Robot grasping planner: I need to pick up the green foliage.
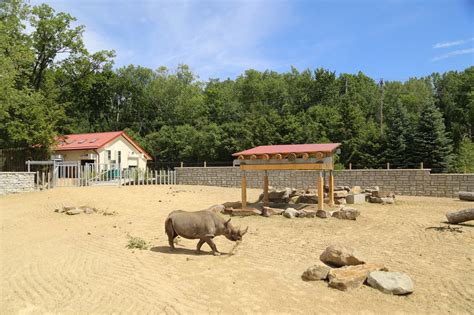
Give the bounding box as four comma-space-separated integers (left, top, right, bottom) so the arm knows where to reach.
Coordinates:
452, 137, 474, 173
1, 0, 472, 173
413, 103, 453, 171
126, 235, 149, 250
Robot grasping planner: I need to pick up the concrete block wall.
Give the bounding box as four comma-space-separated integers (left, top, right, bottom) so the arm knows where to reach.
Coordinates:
0, 172, 35, 195
176, 167, 474, 198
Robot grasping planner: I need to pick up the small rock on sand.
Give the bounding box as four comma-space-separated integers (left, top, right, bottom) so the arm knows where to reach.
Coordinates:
367, 271, 414, 295
320, 244, 365, 267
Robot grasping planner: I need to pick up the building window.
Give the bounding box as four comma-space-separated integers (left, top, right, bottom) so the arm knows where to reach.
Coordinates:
106, 150, 111, 160
118, 151, 121, 165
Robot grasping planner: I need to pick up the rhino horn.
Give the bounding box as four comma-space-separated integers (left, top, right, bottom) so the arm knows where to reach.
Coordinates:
224, 218, 231, 226
240, 226, 249, 236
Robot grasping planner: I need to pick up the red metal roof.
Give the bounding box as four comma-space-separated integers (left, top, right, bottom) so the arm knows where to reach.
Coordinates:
53, 131, 152, 160
232, 143, 341, 156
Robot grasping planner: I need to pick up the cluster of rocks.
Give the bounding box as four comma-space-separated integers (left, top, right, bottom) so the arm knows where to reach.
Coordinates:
302, 244, 414, 295
54, 206, 117, 216
208, 203, 361, 221
255, 186, 395, 206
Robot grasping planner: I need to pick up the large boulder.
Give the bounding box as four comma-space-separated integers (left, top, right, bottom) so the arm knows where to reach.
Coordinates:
369, 196, 394, 204
262, 206, 284, 217
229, 208, 261, 216
372, 191, 395, 198
364, 186, 379, 193
367, 271, 414, 295
334, 190, 348, 198
297, 194, 318, 204
332, 207, 360, 220
320, 244, 365, 267
346, 194, 366, 204
458, 191, 474, 201
283, 207, 299, 219
335, 198, 347, 205
328, 263, 387, 291
302, 263, 331, 281
316, 210, 333, 219
299, 209, 317, 218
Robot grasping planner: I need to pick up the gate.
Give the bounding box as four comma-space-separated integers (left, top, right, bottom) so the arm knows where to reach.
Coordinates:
83, 163, 121, 186
53, 161, 81, 187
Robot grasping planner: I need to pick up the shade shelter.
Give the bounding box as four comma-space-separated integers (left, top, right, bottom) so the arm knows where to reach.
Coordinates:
233, 143, 341, 210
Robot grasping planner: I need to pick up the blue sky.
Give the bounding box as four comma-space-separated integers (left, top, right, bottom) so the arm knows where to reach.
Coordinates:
30, 0, 473, 81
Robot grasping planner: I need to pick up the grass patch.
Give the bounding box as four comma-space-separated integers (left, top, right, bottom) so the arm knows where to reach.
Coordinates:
126, 235, 150, 250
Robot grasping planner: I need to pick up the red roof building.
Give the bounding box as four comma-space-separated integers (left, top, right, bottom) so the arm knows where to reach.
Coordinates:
52, 131, 152, 169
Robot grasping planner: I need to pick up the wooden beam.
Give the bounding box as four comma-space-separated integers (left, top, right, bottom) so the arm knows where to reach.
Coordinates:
263, 171, 269, 206
242, 172, 247, 209
318, 172, 324, 210
240, 163, 333, 171
328, 170, 334, 207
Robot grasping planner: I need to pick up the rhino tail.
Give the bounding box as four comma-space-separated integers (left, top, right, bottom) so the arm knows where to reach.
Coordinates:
165, 217, 176, 238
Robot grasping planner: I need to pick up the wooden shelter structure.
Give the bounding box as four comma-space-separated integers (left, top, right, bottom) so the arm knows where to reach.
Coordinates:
232, 143, 341, 210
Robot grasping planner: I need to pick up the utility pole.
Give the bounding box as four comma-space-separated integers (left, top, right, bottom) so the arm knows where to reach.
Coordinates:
379, 78, 384, 136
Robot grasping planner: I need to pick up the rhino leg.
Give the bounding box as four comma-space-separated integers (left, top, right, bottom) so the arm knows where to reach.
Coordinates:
196, 239, 205, 253
204, 238, 220, 256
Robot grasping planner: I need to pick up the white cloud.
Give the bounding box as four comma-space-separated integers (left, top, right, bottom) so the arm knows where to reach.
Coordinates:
432, 48, 474, 61
433, 37, 474, 49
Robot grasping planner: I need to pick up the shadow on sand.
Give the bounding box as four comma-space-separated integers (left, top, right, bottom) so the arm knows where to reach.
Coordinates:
150, 246, 230, 256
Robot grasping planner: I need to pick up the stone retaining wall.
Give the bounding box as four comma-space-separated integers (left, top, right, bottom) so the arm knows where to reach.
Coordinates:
0, 172, 35, 195
176, 167, 474, 198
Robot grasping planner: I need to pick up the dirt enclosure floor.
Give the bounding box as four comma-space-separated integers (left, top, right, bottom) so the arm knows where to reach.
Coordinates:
1, 185, 473, 314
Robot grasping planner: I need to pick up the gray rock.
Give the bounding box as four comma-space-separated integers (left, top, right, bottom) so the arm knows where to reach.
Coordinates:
299, 209, 317, 218
367, 271, 414, 295
328, 263, 387, 291
66, 208, 82, 215
262, 206, 284, 217
302, 263, 331, 281
332, 207, 360, 220
458, 191, 474, 201
316, 210, 333, 219
289, 195, 300, 204
334, 186, 346, 191
364, 186, 379, 193
346, 194, 366, 204
297, 194, 318, 204
320, 244, 365, 267
334, 190, 348, 198
283, 207, 299, 219
369, 196, 394, 204
335, 198, 347, 205
372, 191, 395, 198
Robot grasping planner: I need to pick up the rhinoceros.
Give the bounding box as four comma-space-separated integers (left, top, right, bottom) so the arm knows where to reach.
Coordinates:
165, 210, 248, 256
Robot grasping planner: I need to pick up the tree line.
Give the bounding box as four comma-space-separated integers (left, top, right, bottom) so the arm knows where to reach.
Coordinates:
1, 0, 473, 172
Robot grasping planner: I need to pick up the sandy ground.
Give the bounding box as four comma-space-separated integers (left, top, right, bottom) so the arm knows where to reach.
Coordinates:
0, 185, 473, 314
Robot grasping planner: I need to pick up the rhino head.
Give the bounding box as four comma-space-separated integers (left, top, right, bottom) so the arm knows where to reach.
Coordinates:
223, 218, 248, 241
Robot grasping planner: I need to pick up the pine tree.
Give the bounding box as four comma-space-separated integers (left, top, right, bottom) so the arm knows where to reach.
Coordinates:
452, 136, 474, 173
385, 100, 410, 167
412, 103, 453, 172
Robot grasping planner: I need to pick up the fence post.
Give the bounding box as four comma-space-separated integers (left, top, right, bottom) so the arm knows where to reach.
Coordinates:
387, 162, 390, 170
181, 162, 183, 168
420, 162, 424, 169
349, 162, 352, 170
204, 161, 207, 168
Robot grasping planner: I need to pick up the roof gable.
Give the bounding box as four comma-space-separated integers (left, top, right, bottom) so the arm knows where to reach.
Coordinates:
232, 143, 341, 156
53, 131, 152, 160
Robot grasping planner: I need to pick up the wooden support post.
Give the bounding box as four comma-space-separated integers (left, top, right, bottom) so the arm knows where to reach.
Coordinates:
204, 161, 207, 168
420, 162, 424, 169
263, 171, 269, 206
318, 171, 324, 210
328, 170, 334, 207
349, 162, 352, 170
242, 172, 247, 209
387, 162, 390, 170
181, 162, 183, 168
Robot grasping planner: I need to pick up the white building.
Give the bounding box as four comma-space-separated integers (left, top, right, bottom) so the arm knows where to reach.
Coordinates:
52, 131, 152, 170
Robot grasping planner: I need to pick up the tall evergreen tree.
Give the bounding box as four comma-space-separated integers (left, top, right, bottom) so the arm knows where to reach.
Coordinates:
385, 100, 409, 167
412, 103, 453, 172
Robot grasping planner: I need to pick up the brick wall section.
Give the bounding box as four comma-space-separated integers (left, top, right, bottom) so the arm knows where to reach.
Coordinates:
176, 167, 474, 198
0, 172, 35, 195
